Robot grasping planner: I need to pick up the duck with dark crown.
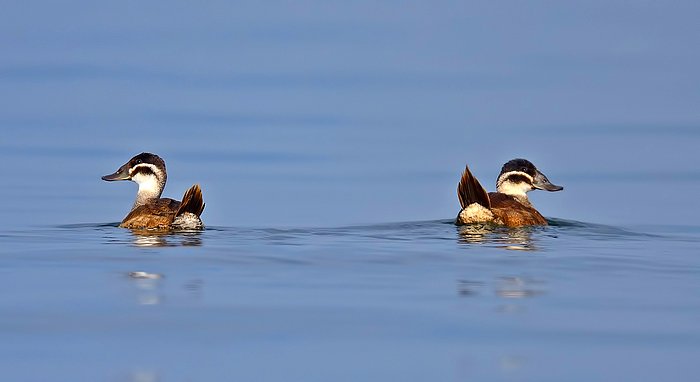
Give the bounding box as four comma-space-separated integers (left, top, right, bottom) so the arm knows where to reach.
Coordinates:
102, 152, 205, 230
456, 159, 563, 227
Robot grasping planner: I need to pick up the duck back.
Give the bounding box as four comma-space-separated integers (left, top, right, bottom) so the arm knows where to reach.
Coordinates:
488, 193, 547, 226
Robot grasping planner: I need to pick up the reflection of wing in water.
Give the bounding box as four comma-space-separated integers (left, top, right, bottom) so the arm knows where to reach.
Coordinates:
457, 224, 539, 251
129, 229, 203, 247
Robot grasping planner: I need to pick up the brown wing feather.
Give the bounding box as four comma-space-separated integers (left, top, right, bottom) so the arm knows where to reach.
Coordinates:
120, 198, 181, 229
457, 165, 491, 209
488, 193, 547, 226
176, 184, 205, 217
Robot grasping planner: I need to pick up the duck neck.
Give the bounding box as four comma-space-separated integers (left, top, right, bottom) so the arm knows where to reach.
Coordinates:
496, 181, 533, 206
132, 173, 166, 209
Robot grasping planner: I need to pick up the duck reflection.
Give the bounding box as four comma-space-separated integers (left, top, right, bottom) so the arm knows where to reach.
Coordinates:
129, 229, 203, 247
457, 224, 538, 251
496, 276, 545, 299
457, 276, 545, 299
495, 276, 546, 316
121, 370, 161, 382
127, 271, 164, 306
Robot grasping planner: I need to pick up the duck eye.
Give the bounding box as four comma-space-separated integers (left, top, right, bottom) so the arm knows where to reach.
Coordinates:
136, 159, 142, 164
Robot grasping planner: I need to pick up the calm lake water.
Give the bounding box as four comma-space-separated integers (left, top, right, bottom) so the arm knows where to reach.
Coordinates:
2, 1, 700, 381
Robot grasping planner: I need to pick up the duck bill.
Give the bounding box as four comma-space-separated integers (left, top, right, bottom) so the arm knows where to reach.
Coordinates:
102, 165, 130, 181
533, 171, 563, 192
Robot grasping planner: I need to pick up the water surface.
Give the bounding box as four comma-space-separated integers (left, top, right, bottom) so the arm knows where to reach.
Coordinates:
2, 220, 699, 381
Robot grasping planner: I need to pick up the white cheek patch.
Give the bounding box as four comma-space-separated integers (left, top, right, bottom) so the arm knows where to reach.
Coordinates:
497, 171, 534, 197
129, 163, 165, 198
497, 181, 532, 197
132, 172, 160, 194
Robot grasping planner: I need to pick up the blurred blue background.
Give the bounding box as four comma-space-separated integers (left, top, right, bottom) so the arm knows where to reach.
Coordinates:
2, 0, 699, 229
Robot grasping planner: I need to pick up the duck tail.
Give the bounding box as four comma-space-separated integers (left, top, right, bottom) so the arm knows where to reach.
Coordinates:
457, 165, 491, 209
176, 184, 205, 217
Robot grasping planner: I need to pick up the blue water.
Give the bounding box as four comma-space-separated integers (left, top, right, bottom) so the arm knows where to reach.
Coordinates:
2, 220, 699, 381
2, 1, 700, 381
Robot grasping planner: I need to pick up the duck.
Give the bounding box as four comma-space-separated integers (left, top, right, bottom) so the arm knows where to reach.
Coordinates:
456, 158, 562, 227
102, 152, 205, 230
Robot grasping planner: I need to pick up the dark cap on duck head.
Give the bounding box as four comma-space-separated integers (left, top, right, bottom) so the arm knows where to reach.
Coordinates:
499, 158, 563, 192
102, 152, 166, 181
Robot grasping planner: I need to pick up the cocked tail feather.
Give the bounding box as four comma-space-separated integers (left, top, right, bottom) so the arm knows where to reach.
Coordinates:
457, 165, 491, 209
176, 184, 205, 217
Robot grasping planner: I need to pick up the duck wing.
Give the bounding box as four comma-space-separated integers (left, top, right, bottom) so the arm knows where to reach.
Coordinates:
488, 193, 548, 226
120, 198, 180, 229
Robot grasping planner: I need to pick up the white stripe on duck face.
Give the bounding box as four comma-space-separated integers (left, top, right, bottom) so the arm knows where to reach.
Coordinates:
496, 171, 534, 198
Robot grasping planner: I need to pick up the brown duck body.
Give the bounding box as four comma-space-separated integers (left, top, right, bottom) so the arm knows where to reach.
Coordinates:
120, 198, 181, 229
455, 160, 562, 228
120, 184, 205, 230
483, 192, 547, 226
